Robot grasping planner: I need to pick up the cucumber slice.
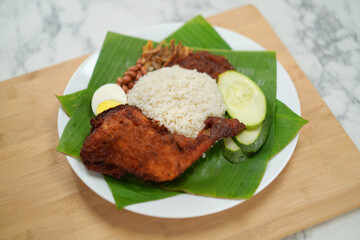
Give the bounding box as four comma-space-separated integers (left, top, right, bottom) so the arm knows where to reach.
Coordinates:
235, 123, 262, 145
233, 117, 270, 154
218, 71, 266, 129
221, 138, 247, 163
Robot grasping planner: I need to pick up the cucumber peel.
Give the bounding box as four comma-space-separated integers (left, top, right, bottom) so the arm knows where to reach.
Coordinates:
233, 117, 270, 154
235, 123, 262, 145
222, 138, 248, 163
218, 70, 270, 161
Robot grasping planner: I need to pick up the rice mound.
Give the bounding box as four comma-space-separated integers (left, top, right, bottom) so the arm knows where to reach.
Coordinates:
127, 65, 226, 138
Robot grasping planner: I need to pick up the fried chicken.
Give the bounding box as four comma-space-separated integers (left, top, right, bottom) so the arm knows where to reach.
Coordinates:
80, 105, 245, 182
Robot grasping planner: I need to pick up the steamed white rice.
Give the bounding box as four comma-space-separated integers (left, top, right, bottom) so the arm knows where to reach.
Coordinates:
127, 66, 226, 138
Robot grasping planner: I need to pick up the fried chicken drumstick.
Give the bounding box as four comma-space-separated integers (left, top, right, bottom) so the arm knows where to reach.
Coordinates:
80, 105, 245, 182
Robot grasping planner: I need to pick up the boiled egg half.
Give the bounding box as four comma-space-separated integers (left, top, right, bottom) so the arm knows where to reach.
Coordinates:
91, 83, 127, 115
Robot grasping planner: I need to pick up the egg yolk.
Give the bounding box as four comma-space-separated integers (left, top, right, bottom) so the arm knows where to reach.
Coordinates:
96, 100, 122, 115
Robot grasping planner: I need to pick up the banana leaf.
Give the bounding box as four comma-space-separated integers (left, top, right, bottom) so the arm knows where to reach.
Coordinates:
56, 15, 308, 208
272, 100, 309, 157
165, 15, 231, 49
56, 90, 86, 117
57, 34, 148, 157
158, 50, 276, 198
59, 96, 306, 204
104, 175, 180, 209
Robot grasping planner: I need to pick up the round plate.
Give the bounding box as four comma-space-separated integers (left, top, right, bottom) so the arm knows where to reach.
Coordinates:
57, 23, 301, 218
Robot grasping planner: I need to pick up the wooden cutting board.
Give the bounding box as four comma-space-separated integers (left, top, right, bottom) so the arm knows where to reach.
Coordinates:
1, 5, 359, 240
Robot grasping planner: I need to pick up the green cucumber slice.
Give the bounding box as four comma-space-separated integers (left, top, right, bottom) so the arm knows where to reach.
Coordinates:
218, 71, 267, 129
233, 117, 270, 154
235, 123, 262, 145
221, 137, 247, 163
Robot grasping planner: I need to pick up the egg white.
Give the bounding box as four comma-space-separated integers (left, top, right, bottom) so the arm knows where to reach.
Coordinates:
91, 83, 127, 115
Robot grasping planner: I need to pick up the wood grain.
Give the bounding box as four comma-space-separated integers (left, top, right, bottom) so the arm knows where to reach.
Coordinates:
0, 5, 359, 240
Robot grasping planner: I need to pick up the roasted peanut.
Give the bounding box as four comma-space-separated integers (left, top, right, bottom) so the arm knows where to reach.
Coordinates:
122, 85, 129, 92
127, 70, 137, 78
140, 66, 147, 75
116, 77, 123, 83
128, 65, 139, 72
123, 75, 132, 84
136, 71, 142, 81
128, 81, 135, 89
136, 58, 143, 65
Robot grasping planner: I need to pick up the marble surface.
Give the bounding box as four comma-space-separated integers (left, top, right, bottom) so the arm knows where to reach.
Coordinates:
1, 0, 359, 239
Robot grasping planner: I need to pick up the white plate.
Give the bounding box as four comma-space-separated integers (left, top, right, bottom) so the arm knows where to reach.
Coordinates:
57, 23, 301, 218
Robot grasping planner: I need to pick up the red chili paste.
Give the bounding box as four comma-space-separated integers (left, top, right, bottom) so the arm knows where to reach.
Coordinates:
166, 51, 234, 80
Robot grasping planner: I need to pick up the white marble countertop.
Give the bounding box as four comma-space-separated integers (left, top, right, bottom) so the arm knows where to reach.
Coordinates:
1, 0, 359, 239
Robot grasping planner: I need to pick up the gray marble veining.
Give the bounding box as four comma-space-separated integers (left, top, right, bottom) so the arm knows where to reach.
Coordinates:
284, 0, 360, 150
1, 0, 359, 239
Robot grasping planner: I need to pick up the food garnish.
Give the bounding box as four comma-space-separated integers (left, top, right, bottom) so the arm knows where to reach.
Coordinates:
218, 70, 269, 160
222, 137, 247, 163
218, 70, 267, 129
115, 40, 234, 93
91, 83, 127, 115
141, 40, 192, 71
166, 50, 234, 79
116, 40, 191, 93
233, 117, 270, 154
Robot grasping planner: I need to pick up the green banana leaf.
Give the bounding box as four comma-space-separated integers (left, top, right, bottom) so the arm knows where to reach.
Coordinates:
59, 97, 306, 205
57, 33, 148, 157
165, 15, 231, 49
56, 90, 86, 117
56, 15, 307, 208
104, 175, 181, 209
272, 100, 309, 157
158, 51, 276, 198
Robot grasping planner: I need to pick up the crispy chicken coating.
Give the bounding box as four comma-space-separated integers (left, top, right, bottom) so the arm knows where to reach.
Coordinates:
80, 105, 244, 182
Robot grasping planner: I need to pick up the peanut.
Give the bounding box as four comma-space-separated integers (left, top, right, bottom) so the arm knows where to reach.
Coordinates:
123, 75, 132, 84
127, 70, 137, 78
128, 81, 135, 89
121, 85, 129, 92
136, 58, 143, 65
116, 77, 123, 83
141, 66, 147, 75
128, 65, 139, 72
136, 71, 142, 81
